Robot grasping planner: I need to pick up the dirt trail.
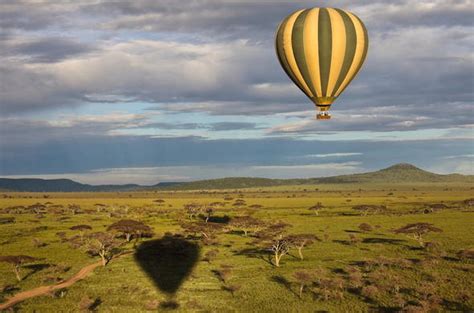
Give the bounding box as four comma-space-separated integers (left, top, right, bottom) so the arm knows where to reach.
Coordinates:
0, 261, 101, 310
0, 253, 131, 310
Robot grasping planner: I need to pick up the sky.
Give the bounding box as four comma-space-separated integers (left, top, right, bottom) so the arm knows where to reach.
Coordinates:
0, 0, 473, 185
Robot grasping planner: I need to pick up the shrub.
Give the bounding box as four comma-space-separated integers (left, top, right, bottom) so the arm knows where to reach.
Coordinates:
202, 249, 219, 263
0, 217, 15, 224
361, 285, 380, 299
457, 248, 474, 260
358, 223, 373, 232
293, 270, 314, 298
222, 284, 241, 297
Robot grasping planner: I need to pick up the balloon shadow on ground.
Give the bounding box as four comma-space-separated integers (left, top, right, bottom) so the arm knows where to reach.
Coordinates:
134, 234, 200, 297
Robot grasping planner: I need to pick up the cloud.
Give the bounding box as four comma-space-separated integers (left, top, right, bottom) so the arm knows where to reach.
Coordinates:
85, 0, 473, 38
1, 117, 473, 178
267, 103, 474, 133
0, 161, 364, 185
1, 1, 472, 137
0, 113, 150, 144
209, 122, 259, 131
0, 39, 286, 114
304, 153, 363, 158
441, 154, 474, 160
1, 36, 96, 63
0, 0, 472, 180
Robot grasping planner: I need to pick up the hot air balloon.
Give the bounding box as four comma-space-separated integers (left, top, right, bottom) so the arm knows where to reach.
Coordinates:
275, 8, 368, 119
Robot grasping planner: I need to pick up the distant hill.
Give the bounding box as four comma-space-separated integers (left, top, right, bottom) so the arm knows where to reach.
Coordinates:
158, 163, 473, 190
0, 164, 471, 192
0, 178, 147, 192
315, 163, 472, 184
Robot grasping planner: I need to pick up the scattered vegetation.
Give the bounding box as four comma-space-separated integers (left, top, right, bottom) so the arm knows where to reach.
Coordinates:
0, 255, 38, 281
394, 222, 442, 247
0, 179, 472, 311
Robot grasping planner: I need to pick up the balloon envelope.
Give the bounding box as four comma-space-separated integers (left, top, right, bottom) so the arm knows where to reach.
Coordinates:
275, 8, 368, 118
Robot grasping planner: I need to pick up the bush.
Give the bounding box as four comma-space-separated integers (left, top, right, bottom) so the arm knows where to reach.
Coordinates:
358, 223, 373, 232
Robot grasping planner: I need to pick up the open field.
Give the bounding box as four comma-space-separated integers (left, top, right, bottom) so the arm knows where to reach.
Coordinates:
0, 182, 473, 312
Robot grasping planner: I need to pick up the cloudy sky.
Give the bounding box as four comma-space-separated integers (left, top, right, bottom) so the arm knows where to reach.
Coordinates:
0, 0, 473, 184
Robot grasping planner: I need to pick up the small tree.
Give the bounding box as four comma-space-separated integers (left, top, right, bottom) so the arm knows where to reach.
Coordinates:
229, 216, 265, 236
94, 203, 106, 213
349, 234, 361, 245
184, 203, 202, 220
293, 270, 314, 298
309, 203, 324, 216
254, 222, 291, 267
286, 234, 320, 260
107, 219, 153, 242
180, 221, 223, 241
86, 232, 121, 266
214, 266, 232, 284
204, 207, 214, 223
270, 236, 290, 267
0, 255, 38, 281
394, 223, 442, 247
68, 204, 82, 215
352, 204, 386, 216
70, 224, 92, 241
202, 249, 219, 263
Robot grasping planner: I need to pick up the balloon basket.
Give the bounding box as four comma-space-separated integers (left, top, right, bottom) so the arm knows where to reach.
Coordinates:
317, 113, 331, 120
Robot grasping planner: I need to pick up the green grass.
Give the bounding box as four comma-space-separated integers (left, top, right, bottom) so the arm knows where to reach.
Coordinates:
0, 182, 473, 312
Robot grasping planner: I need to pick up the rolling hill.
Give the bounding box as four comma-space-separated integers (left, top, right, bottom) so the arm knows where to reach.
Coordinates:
0, 178, 146, 192
0, 164, 471, 192
159, 163, 473, 190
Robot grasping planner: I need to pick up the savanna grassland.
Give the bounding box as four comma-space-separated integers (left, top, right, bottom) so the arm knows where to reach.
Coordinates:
0, 182, 473, 312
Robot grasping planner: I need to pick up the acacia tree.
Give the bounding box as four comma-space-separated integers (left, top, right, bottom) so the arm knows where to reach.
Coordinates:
229, 216, 265, 236
255, 222, 291, 267
293, 270, 315, 298
204, 207, 214, 223
94, 203, 106, 213
0, 255, 38, 281
394, 223, 442, 247
352, 205, 387, 216
70, 224, 92, 241
180, 221, 223, 242
309, 203, 324, 216
68, 204, 82, 215
86, 232, 121, 266
107, 219, 153, 242
28, 203, 46, 215
286, 234, 320, 260
184, 203, 202, 220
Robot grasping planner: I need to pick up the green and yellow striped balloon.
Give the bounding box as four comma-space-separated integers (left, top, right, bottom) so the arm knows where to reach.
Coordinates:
275, 8, 368, 119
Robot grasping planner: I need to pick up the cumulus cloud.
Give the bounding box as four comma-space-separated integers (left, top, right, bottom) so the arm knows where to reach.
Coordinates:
0, 113, 150, 144
0, 36, 96, 63
0, 39, 286, 114
0, 0, 472, 179
268, 103, 474, 133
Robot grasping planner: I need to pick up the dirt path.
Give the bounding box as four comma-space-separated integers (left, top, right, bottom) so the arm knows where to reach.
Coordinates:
0, 261, 102, 310
0, 253, 131, 310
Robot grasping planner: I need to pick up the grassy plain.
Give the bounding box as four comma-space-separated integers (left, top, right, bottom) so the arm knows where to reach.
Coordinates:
0, 182, 473, 312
